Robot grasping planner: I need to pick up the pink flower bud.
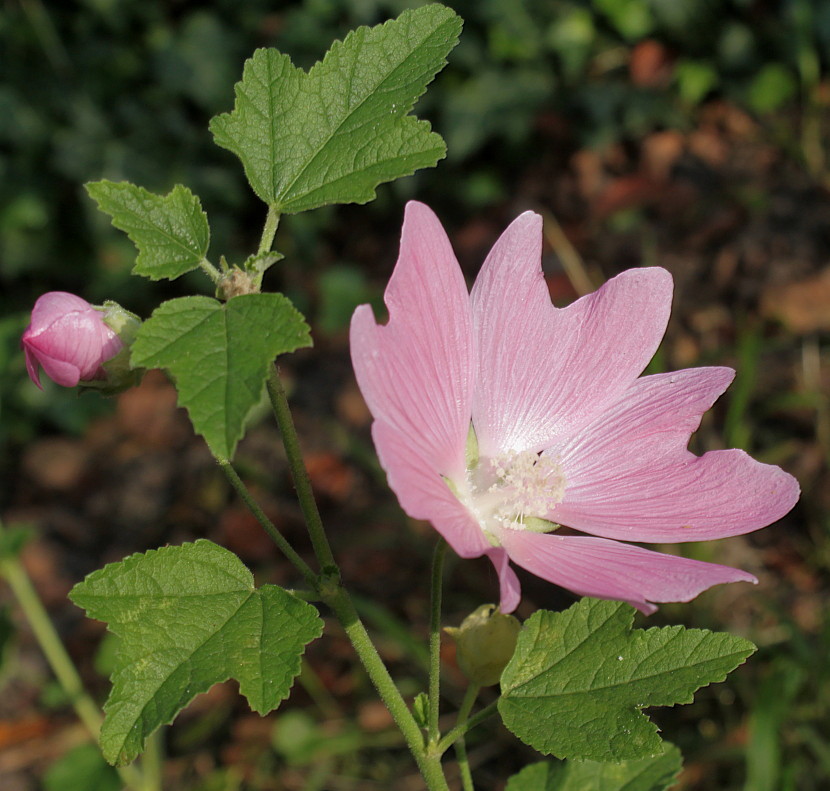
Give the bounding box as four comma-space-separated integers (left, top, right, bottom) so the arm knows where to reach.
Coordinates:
22, 292, 124, 389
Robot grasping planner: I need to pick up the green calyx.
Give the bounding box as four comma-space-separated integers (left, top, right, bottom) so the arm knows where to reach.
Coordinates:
445, 604, 521, 686
85, 301, 144, 395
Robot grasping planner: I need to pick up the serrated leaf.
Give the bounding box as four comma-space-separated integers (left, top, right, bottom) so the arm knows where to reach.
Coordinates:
505, 743, 682, 791
85, 181, 209, 281
498, 598, 755, 762
70, 540, 323, 766
130, 294, 311, 460
209, 5, 461, 213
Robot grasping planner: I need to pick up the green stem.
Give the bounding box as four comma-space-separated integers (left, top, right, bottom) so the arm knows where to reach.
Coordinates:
436, 695, 498, 756
451, 685, 480, 791
428, 539, 448, 745
455, 738, 475, 791
199, 257, 222, 284
258, 205, 281, 256
218, 460, 318, 590
140, 730, 164, 791
266, 367, 337, 571
322, 585, 450, 791
0, 527, 146, 791
264, 366, 450, 789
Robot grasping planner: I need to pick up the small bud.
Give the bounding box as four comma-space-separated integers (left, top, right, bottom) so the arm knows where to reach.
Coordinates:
412, 692, 430, 729
445, 604, 521, 687
22, 292, 142, 394
217, 266, 258, 299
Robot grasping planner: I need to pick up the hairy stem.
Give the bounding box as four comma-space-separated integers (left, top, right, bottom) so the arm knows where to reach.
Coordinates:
436, 693, 498, 756
265, 366, 450, 789
322, 584, 450, 791
258, 205, 281, 256
452, 685, 480, 790
218, 459, 318, 589
455, 738, 475, 791
266, 366, 336, 570
199, 257, 222, 284
428, 539, 448, 745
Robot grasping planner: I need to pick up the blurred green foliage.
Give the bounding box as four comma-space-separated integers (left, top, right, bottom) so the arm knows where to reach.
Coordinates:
44, 743, 121, 791
2, 0, 827, 307
2, 0, 826, 438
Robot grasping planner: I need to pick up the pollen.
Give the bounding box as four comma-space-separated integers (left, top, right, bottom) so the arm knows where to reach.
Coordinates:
463, 449, 566, 537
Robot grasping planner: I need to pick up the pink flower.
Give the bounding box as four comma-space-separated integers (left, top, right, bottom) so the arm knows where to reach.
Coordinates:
350, 202, 799, 614
22, 292, 123, 389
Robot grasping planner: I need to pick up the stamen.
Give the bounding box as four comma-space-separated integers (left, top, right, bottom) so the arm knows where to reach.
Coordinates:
460, 449, 566, 540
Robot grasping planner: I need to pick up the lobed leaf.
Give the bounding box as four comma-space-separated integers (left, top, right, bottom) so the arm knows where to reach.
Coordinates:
209, 4, 461, 212
85, 181, 209, 281
70, 540, 323, 766
130, 293, 311, 460
499, 598, 755, 762
505, 743, 682, 791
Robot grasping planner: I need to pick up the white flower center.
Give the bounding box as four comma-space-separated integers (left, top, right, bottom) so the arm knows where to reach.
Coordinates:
461, 449, 566, 540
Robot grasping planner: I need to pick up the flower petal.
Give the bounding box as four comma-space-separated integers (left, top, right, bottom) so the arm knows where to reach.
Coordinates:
351, 201, 473, 481
26, 349, 82, 387
27, 311, 111, 381
372, 422, 490, 559
499, 529, 757, 614
28, 291, 94, 329
23, 345, 43, 389
549, 368, 799, 541
471, 229, 673, 456
485, 547, 522, 613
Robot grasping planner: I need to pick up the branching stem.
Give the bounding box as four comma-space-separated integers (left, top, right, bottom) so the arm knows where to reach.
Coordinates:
264, 365, 450, 789
218, 460, 318, 589
436, 694, 498, 756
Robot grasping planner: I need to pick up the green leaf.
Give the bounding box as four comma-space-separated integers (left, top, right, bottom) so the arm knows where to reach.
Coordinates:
44, 743, 121, 791
505, 743, 682, 791
69, 540, 323, 766
85, 181, 209, 281
130, 294, 311, 460
209, 5, 461, 213
498, 598, 756, 762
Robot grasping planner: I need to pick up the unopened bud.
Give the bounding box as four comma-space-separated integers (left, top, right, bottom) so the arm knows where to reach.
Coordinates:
445, 604, 521, 686
22, 292, 143, 394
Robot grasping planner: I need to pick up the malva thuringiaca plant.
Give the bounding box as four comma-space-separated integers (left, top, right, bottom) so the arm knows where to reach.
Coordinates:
351, 202, 798, 617
0, 6, 799, 791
